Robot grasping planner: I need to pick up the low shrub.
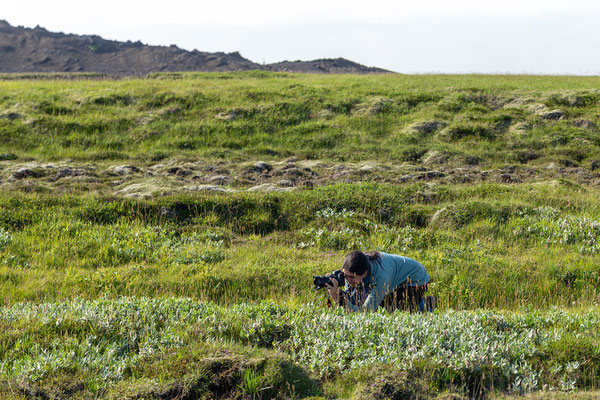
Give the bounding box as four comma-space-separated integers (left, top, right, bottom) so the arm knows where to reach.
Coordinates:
3, 298, 600, 395
510, 207, 600, 253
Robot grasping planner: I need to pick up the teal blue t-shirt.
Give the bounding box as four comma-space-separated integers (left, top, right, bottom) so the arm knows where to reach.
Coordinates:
346, 252, 429, 312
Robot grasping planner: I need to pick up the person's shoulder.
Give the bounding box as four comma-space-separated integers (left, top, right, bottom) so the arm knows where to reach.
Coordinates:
370, 252, 387, 267
380, 252, 405, 262
380, 252, 405, 258
371, 253, 395, 274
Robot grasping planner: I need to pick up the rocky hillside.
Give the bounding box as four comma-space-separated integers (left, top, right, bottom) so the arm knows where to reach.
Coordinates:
265, 58, 389, 74
0, 21, 391, 75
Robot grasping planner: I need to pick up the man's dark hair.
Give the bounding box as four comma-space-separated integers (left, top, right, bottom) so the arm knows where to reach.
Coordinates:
342, 251, 380, 275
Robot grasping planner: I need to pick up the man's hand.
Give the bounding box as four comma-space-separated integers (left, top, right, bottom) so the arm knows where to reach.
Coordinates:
325, 278, 340, 304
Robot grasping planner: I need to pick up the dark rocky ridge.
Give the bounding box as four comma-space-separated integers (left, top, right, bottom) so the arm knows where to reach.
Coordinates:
0, 21, 392, 75
265, 58, 388, 74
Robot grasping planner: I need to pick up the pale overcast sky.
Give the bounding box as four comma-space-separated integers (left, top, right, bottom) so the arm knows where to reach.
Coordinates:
4, 0, 600, 74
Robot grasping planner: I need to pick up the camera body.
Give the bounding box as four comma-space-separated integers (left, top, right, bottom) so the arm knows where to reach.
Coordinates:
313, 270, 346, 290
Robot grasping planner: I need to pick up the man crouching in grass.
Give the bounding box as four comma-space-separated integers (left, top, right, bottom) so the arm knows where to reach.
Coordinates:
326, 251, 436, 312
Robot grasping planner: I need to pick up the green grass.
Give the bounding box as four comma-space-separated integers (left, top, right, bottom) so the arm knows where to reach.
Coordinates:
1, 72, 600, 166
2, 72, 600, 398
2, 297, 600, 398
0, 182, 599, 310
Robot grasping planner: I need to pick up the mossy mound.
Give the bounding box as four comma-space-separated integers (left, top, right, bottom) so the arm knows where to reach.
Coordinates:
106, 354, 320, 400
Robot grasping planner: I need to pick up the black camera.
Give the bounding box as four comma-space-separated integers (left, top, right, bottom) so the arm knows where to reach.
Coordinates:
313, 270, 345, 290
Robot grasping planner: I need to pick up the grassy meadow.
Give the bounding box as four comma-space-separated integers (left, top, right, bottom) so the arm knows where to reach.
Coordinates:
1, 72, 600, 399
1, 72, 600, 165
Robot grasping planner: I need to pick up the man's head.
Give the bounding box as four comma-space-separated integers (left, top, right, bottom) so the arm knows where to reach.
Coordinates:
341, 251, 370, 287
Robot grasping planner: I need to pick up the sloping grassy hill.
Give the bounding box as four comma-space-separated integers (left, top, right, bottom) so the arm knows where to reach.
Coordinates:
1, 72, 599, 167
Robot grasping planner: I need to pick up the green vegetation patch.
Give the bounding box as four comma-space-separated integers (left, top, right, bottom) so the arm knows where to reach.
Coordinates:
1, 73, 600, 165
0, 181, 599, 309
1, 298, 600, 398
